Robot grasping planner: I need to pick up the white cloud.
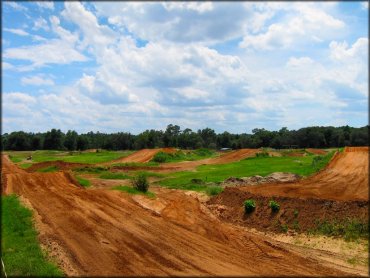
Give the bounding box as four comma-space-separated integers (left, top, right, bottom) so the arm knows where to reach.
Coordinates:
240, 3, 345, 50
35, 1, 54, 10
33, 17, 49, 31
361, 2, 369, 10
5, 2, 28, 11
21, 75, 55, 86
4, 28, 29, 36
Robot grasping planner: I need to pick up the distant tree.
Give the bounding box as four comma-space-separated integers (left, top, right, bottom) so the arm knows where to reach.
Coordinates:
43, 129, 64, 150
64, 130, 78, 151
77, 135, 89, 151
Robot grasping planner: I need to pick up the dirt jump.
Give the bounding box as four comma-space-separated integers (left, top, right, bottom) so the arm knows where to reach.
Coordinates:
1, 155, 358, 276
235, 147, 368, 201
107, 148, 176, 164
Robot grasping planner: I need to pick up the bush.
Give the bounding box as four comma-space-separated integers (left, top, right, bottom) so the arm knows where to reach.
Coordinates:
256, 152, 269, 158
269, 200, 280, 212
131, 173, 149, 192
244, 199, 256, 213
152, 151, 170, 163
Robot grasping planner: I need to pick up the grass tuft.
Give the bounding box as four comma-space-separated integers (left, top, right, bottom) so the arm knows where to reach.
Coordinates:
76, 176, 91, 187
99, 172, 131, 180
36, 166, 59, 173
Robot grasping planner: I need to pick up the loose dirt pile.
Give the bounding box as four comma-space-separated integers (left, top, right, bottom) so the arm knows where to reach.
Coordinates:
1, 154, 353, 276
221, 172, 301, 187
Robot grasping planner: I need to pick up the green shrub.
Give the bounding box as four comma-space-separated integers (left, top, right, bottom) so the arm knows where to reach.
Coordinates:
76, 176, 91, 187
269, 200, 280, 212
256, 152, 269, 158
205, 186, 223, 196
191, 178, 204, 184
244, 199, 256, 213
152, 151, 170, 163
280, 223, 288, 233
294, 209, 299, 218
131, 173, 149, 192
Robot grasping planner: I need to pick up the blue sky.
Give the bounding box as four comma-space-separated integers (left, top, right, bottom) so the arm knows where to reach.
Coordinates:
2, 1, 368, 134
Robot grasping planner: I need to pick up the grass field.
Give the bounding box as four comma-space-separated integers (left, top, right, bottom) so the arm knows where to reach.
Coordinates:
6, 150, 133, 164
1, 195, 63, 277
157, 152, 335, 193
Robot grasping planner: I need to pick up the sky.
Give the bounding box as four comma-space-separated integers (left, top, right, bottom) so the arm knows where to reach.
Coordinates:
2, 1, 369, 134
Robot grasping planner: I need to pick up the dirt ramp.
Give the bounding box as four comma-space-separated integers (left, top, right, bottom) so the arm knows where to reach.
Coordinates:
238, 147, 369, 201
110, 148, 175, 164
25, 161, 89, 172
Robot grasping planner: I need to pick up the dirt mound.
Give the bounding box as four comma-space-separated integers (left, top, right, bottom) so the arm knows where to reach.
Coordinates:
208, 188, 368, 234
306, 148, 327, 155
236, 147, 368, 201
25, 161, 89, 172
345, 146, 369, 152
1, 155, 350, 276
222, 172, 301, 187
108, 148, 176, 164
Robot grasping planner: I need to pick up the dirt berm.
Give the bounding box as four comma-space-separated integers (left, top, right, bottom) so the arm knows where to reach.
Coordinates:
1, 154, 354, 276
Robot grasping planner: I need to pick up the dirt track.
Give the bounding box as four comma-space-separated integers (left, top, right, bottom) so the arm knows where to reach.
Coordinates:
237, 147, 369, 201
1, 155, 355, 276
108, 148, 176, 164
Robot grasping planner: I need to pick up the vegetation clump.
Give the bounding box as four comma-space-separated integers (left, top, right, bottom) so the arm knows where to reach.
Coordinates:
244, 199, 256, 213
131, 173, 149, 192
269, 200, 280, 212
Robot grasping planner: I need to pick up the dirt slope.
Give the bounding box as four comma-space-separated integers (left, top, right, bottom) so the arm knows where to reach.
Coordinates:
1, 155, 349, 276
108, 148, 176, 164
238, 147, 369, 201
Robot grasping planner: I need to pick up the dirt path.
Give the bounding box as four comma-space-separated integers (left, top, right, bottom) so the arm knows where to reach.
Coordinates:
237, 147, 369, 201
1, 154, 352, 276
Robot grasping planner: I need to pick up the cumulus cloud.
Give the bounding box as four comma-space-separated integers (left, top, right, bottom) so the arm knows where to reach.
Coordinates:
33, 17, 49, 31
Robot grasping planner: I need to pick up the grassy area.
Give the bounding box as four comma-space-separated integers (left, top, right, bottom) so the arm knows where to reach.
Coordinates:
311, 151, 335, 172
36, 166, 59, 173
112, 186, 156, 198
73, 166, 108, 174
76, 176, 91, 187
158, 154, 330, 191
151, 148, 216, 163
1, 195, 63, 277
19, 163, 33, 169
112, 162, 160, 167
310, 218, 369, 241
99, 172, 131, 180
136, 171, 165, 178
6, 150, 133, 164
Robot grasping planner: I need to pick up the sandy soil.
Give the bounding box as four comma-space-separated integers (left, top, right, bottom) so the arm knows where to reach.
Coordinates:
1, 154, 357, 276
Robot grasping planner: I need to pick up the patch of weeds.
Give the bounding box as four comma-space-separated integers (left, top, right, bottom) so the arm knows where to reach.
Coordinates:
256, 152, 269, 158
99, 172, 131, 180
19, 163, 33, 169
76, 176, 91, 187
293, 209, 299, 218
131, 173, 149, 192
191, 178, 204, 184
312, 218, 368, 241
205, 186, 223, 196
292, 220, 300, 231
112, 186, 155, 198
280, 223, 289, 233
137, 171, 165, 178
244, 199, 256, 213
269, 200, 280, 212
311, 151, 335, 172
36, 166, 59, 173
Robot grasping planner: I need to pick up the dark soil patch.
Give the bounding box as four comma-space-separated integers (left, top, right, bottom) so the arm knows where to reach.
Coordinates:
207, 187, 368, 234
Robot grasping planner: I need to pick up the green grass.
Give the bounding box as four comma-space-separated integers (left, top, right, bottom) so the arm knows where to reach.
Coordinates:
73, 166, 109, 174
158, 155, 324, 190
19, 163, 33, 169
151, 149, 217, 163
311, 151, 335, 172
36, 166, 59, 173
137, 171, 165, 178
99, 172, 131, 180
310, 218, 368, 241
6, 150, 133, 164
112, 186, 156, 198
76, 176, 91, 187
1, 195, 63, 277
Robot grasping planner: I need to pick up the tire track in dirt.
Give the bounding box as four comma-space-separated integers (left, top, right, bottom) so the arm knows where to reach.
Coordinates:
1, 154, 349, 276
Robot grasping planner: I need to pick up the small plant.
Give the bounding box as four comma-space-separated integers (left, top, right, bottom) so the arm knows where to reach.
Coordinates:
269, 200, 280, 212
292, 220, 300, 231
293, 209, 299, 218
191, 178, 204, 184
205, 186, 223, 196
280, 223, 288, 233
152, 151, 170, 163
131, 173, 149, 192
256, 152, 269, 158
244, 199, 256, 213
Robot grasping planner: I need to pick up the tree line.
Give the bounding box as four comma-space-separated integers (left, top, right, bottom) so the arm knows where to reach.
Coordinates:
1, 124, 368, 151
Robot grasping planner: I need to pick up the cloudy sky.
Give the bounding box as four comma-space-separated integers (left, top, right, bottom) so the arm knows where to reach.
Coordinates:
2, 1, 368, 134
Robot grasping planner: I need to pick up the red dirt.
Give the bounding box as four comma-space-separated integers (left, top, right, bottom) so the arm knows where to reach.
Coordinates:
226, 146, 369, 201
108, 148, 176, 164
306, 148, 327, 155
1, 154, 352, 276
25, 161, 89, 172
